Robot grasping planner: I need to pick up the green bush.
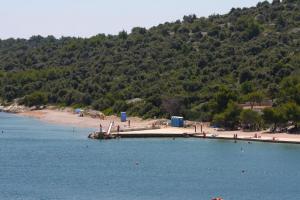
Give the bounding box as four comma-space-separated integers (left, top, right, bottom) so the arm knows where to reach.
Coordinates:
240, 109, 263, 131
212, 101, 242, 130
23, 92, 48, 107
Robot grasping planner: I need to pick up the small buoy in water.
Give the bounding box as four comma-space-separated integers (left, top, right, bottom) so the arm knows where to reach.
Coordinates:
242, 170, 245, 173
135, 162, 139, 165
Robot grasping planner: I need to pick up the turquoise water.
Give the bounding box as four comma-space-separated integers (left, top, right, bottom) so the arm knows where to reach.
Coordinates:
1, 112, 300, 200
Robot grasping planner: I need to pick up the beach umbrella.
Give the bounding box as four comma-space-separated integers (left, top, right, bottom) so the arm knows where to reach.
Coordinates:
75, 108, 83, 114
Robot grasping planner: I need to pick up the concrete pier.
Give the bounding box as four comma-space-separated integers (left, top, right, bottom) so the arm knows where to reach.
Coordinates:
89, 128, 300, 145
115, 132, 194, 138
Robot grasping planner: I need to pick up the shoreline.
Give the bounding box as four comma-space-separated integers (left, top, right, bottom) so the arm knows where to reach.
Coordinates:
2, 106, 300, 145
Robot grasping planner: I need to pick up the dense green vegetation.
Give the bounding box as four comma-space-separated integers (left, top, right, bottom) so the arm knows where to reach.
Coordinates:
0, 0, 299, 131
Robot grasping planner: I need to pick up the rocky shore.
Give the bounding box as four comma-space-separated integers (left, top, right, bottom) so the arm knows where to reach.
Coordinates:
0, 103, 46, 113
0, 103, 29, 113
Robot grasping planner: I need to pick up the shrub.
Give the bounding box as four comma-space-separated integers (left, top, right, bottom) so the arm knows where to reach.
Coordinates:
23, 92, 48, 107
212, 101, 242, 130
240, 109, 263, 131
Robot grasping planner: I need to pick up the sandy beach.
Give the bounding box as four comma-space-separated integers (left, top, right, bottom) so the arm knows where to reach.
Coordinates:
18, 108, 157, 131
15, 108, 300, 144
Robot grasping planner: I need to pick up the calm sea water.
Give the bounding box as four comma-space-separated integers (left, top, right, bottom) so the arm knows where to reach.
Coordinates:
1, 112, 300, 200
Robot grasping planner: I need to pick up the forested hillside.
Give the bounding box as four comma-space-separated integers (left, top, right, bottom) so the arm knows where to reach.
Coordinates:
0, 0, 299, 121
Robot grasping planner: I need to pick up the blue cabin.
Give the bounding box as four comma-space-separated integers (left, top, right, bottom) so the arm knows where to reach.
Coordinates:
121, 112, 127, 122
171, 116, 184, 127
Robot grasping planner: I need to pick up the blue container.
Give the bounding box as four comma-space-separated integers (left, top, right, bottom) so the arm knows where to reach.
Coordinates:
171, 116, 184, 127
121, 112, 127, 122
